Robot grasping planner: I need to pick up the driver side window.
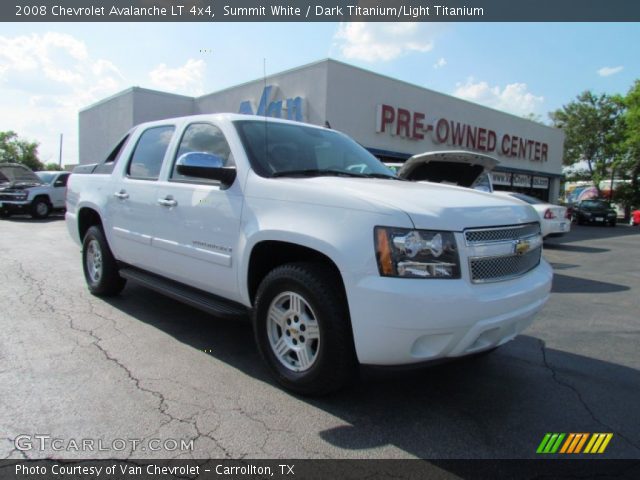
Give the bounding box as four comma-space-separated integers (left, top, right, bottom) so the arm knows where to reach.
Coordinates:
171, 123, 234, 182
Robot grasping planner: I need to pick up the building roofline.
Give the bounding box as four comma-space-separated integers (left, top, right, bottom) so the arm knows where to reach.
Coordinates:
80, 86, 194, 112
322, 58, 560, 133
80, 58, 560, 134
194, 58, 333, 100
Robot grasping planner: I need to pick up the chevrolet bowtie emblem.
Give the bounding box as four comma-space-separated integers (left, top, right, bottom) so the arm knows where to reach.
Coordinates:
514, 239, 531, 255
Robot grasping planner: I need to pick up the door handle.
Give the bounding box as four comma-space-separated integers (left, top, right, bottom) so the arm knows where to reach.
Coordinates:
157, 197, 177, 207
113, 190, 129, 200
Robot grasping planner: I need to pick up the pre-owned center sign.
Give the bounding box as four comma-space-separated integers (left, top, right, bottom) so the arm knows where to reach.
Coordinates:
376, 104, 549, 162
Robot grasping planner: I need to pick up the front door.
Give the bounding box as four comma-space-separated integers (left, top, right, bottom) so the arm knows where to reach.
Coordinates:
152, 122, 243, 301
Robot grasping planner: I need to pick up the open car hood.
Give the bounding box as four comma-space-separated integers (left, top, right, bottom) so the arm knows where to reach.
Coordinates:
397, 151, 499, 188
0, 163, 43, 186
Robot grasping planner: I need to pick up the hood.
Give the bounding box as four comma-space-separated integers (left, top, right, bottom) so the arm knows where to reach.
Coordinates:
0, 163, 43, 187
257, 176, 538, 231
397, 151, 499, 188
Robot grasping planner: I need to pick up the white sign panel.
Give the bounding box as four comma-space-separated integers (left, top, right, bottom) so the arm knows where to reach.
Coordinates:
512, 174, 532, 188
491, 172, 512, 186
532, 176, 550, 189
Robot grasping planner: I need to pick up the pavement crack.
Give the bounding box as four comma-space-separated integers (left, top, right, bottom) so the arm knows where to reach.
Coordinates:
539, 339, 640, 453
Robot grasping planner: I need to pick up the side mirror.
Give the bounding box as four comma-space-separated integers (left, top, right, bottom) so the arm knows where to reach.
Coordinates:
176, 152, 236, 189
54, 180, 65, 187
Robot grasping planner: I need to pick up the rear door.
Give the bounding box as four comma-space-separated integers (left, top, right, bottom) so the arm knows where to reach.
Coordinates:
107, 125, 175, 270
151, 121, 243, 301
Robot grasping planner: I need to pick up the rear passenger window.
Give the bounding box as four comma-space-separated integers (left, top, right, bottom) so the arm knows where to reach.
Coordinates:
127, 126, 175, 180
171, 123, 234, 182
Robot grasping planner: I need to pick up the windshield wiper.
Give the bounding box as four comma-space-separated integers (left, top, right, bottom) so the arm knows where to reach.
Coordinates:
272, 169, 368, 178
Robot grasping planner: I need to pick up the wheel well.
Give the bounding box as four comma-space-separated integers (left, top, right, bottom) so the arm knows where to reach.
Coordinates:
78, 208, 103, 241
247, 241, 346, 305
32, 195, 51, 204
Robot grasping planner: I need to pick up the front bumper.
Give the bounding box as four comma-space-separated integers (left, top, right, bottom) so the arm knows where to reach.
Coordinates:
0, 200, 31, 213
346, 260, 553, 365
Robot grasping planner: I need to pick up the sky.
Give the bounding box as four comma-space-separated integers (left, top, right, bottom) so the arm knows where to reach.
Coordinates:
0, 22, 638, 165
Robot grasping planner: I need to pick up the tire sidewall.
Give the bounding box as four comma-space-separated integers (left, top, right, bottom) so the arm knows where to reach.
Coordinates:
82, 227, 104, 292
81, 225, 125, 296
253, 264, 355, 394
255, 274, 329, 388
31, 198, 51, 219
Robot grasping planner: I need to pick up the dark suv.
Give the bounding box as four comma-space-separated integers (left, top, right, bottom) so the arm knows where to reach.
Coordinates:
573, 199, 617, 226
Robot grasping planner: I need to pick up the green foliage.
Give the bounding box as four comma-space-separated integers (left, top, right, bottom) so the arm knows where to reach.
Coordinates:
0, 130, 44, 171
44, 162, 61, 171
551, 91, 625, 193
614, 183, 640, 208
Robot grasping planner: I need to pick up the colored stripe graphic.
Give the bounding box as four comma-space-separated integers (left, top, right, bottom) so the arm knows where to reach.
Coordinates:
538, 433, 613, 454
537, 433, 565, 453
584, 433, 614, 454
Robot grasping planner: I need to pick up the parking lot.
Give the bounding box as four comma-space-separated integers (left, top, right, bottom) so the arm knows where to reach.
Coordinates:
1, 216, 639, 460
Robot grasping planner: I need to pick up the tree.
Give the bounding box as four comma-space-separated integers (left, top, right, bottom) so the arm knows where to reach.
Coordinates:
0, 131, 44, 171
45, 162, 61, 171
551, 92, 625, 195
620, 80, 640, 210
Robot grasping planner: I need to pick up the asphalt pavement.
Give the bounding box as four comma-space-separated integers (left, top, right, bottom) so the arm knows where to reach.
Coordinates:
1, 216, 639, 460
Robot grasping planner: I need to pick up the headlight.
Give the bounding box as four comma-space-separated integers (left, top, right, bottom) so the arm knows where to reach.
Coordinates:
15, 194, 28, 201
583, 212, 592, 217
374, 227, 460, 279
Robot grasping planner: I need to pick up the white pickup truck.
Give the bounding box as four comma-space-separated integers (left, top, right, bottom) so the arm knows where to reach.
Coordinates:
0, 163, 70, 219
66, 114, 552, 395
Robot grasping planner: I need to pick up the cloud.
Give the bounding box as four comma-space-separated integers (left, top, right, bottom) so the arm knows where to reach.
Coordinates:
149, 59, 205, 95
597, 66, 623, 77
333, 23, 435, 62
0, 32, 126, 164
433, 58, 446, 69
452, 77, 544, 116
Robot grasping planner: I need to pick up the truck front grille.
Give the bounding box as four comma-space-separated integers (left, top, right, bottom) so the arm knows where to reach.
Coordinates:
465, 223, 540, 244
470, 247, 542, 283
465, 223, 542, 283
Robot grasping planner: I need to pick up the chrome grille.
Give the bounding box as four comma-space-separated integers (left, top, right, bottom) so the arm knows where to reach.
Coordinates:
470, 247, 541, 283
465, 223, 542, 283
465, 223, 540, 244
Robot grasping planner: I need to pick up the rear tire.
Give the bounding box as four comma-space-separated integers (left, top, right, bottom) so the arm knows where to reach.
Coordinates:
253, 262, 357, 395
31, 198, 51, 219
82, 226, 126, 296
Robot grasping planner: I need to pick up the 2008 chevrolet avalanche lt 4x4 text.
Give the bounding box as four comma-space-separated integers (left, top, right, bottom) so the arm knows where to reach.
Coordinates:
66, 114, 552, 395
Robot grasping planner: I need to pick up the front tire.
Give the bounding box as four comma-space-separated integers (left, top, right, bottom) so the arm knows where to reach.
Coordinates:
82, 226, 126, 296
0, 209, 10, 218
253, 262, 357, 395
31, 198, 51, 219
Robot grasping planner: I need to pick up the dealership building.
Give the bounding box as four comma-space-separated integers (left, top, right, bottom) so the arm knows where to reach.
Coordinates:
80, 59, 565, 202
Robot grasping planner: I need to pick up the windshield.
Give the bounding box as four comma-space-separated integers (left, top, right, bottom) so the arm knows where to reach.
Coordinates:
471, 172, 493, 192
0, 164, 42, 184
234, 120, 395, 179
36, 172, 56, 184
581, 200, 609, 209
